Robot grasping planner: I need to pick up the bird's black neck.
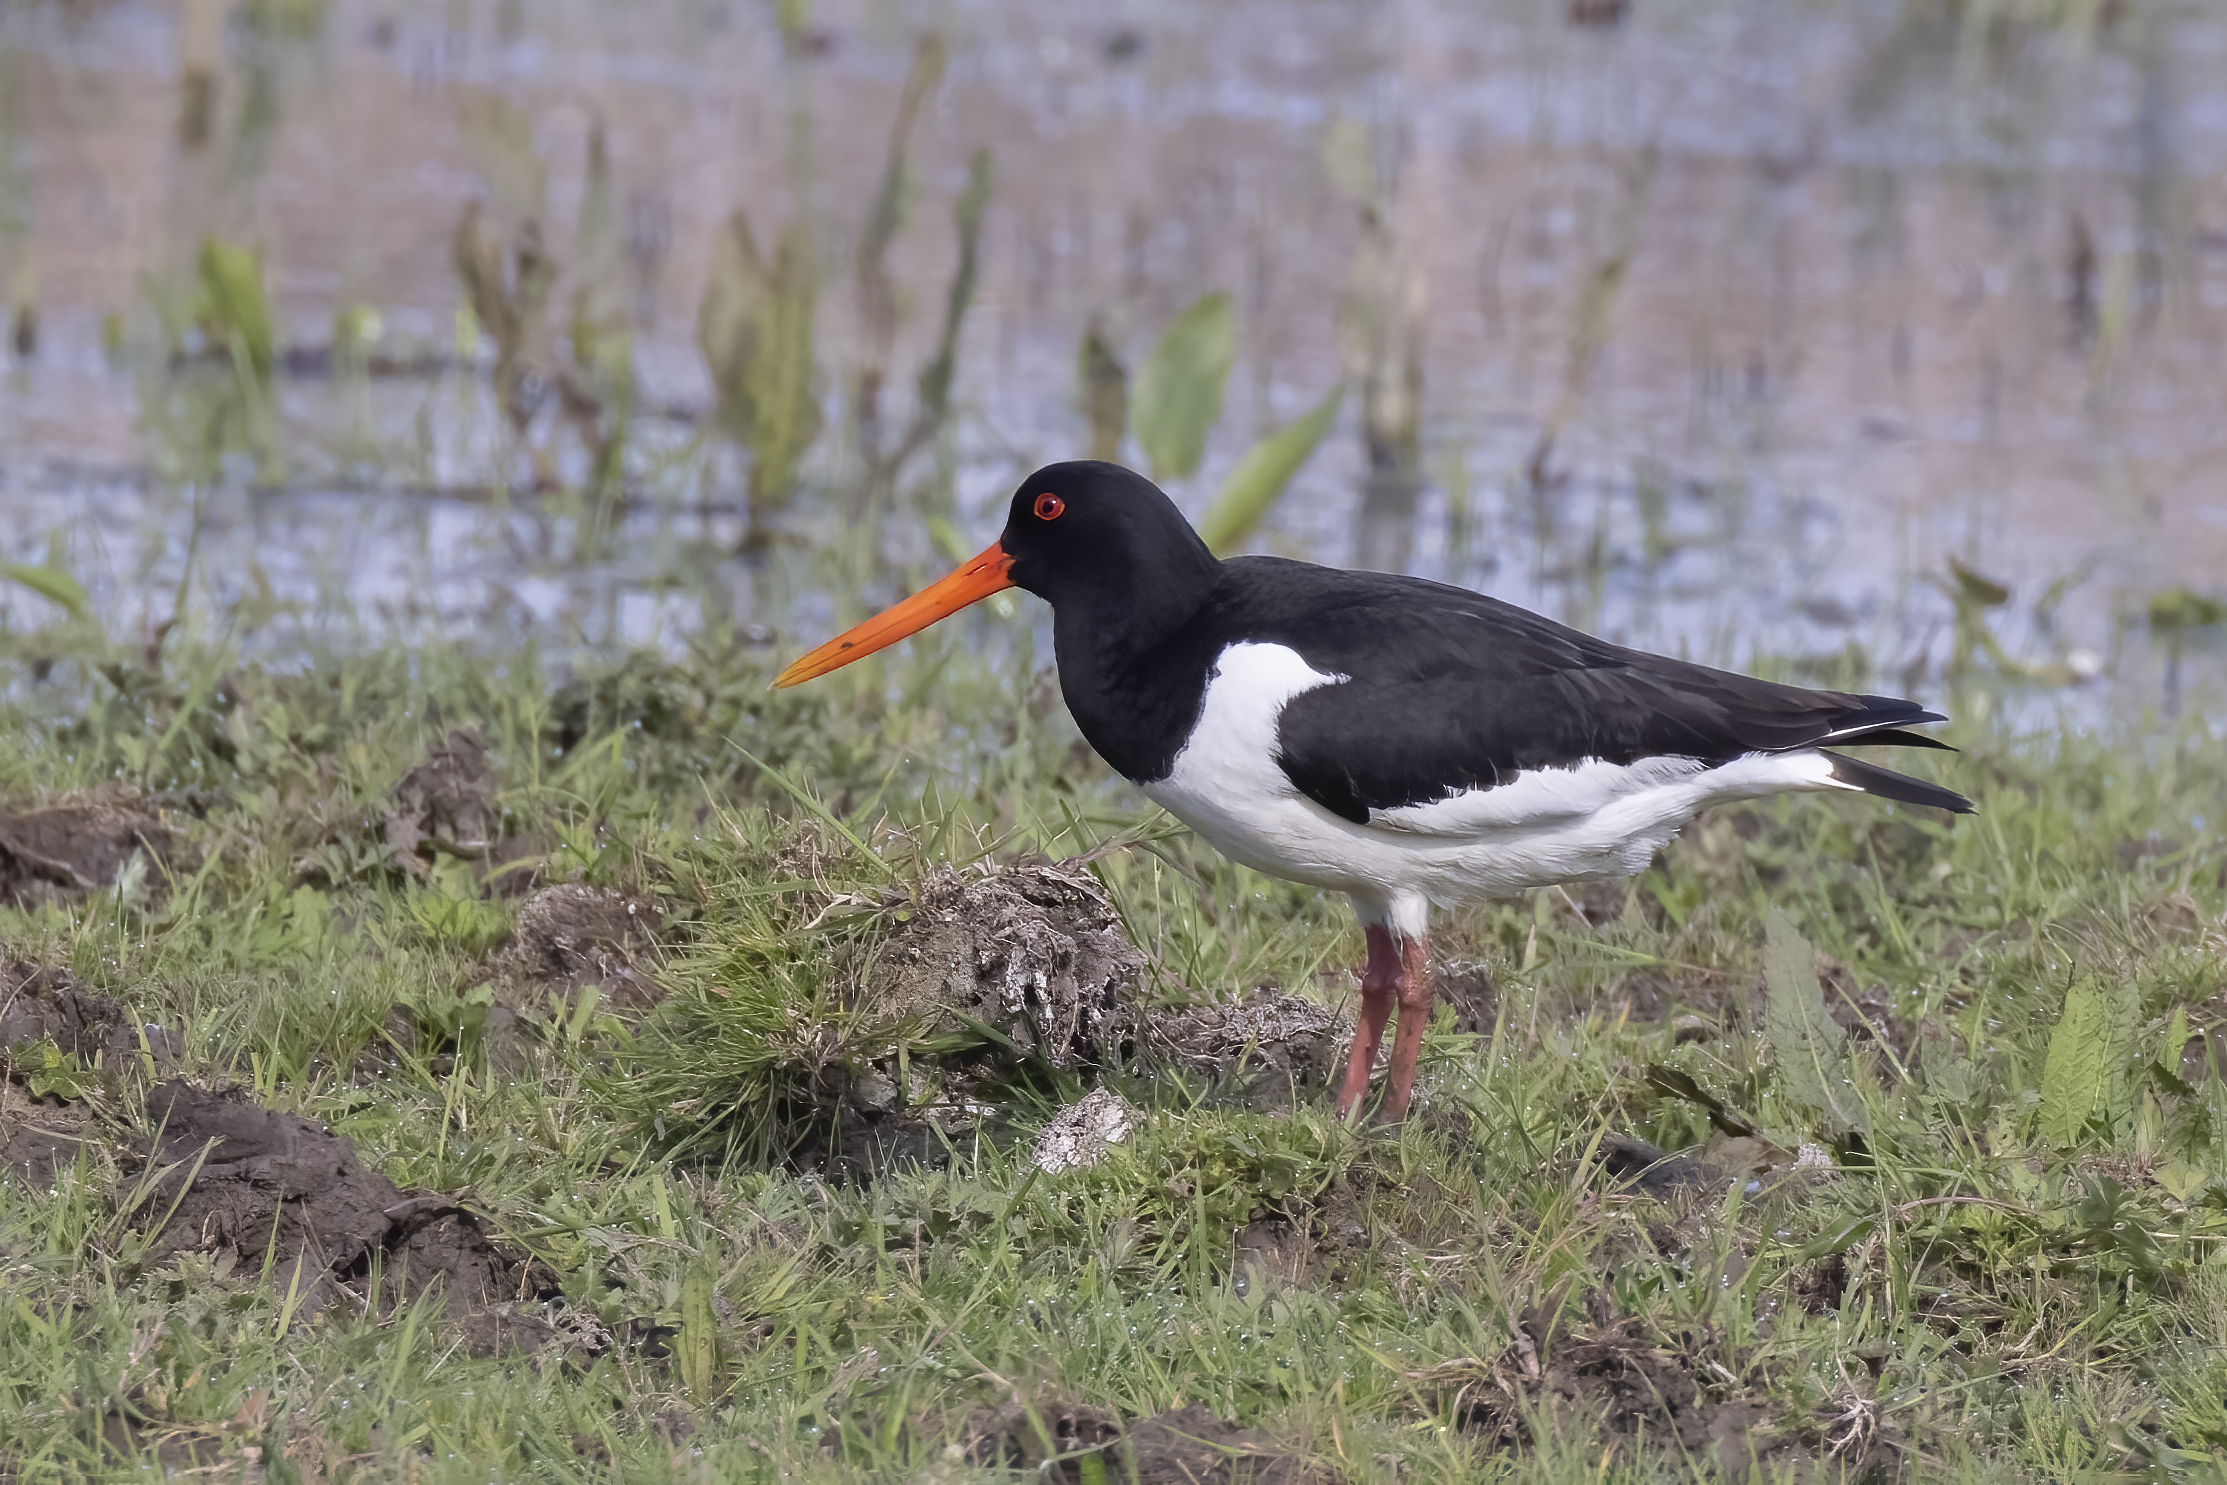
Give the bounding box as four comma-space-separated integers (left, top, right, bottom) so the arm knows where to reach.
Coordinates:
1044, 547, 1227, 784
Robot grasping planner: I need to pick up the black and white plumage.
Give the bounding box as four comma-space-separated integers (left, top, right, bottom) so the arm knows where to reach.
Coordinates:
777, 461, 1972, 1121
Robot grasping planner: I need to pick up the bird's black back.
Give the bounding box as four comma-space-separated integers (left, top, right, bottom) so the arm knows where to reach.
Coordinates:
1054, 555, 1958, 823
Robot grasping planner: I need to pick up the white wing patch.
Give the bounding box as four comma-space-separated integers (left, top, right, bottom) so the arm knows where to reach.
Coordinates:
1374, 751, 1845, 835
1373, 755, 1713, 834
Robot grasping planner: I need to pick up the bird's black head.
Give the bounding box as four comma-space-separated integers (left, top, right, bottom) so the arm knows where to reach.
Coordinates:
772, 460, 1221, 689
996, 461, 1222, 623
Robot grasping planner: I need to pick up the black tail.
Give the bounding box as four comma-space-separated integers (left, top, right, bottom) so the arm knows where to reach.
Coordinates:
1823, 750, 1975, 814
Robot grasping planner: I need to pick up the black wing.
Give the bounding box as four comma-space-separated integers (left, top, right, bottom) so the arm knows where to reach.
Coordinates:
1235, 561, 1968, 823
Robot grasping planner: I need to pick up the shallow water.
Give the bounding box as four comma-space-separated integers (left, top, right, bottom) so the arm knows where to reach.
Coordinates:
3, 0, 2226, 724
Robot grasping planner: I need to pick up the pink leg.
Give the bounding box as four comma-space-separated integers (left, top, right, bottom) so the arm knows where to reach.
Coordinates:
1377, 935, 1434, 1124
1336, 925, 1402, 1121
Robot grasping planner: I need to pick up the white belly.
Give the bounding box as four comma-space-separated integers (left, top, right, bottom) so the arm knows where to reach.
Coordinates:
1137, 642, 1848, 928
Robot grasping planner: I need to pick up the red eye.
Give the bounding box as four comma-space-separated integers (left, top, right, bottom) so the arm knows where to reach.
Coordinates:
1033, 493, 1065, 521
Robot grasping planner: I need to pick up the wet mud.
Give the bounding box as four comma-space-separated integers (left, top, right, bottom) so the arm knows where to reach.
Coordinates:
131, 1081, 566, 1354
0, 785, 173, 908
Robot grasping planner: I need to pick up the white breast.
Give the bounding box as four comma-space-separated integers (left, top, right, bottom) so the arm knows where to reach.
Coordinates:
1137, 641, 1854, 929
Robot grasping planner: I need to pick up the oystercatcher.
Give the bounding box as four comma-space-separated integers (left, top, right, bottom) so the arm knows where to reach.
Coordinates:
777, 461, 1971, 1121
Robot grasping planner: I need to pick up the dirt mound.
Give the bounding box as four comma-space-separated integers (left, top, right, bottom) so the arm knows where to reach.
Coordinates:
385, 728, 499, 873
131, 1081, 562, 1353
494, 883, 664, 1012
1139, 990, 1351, 1089
0, 785, 172, 907
3, 961, 181, 1185
963, 1400, 1332, 1484
864, 863, 1145, 1069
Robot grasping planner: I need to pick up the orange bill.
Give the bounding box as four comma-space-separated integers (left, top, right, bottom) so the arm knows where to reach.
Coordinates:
773, 543, 1016, 688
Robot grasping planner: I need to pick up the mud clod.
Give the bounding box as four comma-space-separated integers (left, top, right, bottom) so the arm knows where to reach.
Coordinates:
0, 784, 171, 907
385, 728, 499, 873
1234, 1216, 1318, 1292
133, 1082, 559, 1352
494, 882, 665, 1012
1, 1082, 92, 1184
963, 1401, 1331, 1485
865, 863, 1145, 1069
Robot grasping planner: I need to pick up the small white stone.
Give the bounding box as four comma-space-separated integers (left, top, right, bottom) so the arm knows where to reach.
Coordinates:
1030, 1089, 1137, 1173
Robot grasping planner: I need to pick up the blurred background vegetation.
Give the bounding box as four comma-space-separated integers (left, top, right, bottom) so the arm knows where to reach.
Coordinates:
0, 0, 2222, 731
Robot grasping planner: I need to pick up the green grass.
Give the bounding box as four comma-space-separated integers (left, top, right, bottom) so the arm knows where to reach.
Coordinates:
3, 611, 2226, 1483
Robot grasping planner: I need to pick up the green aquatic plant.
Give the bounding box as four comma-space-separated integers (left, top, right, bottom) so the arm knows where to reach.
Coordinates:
1132, 291, 1236, 484
448, 94, 638, 514
2150, 586, 2227, 717
1090, 292, 1341, 556
133, 236, 283, 481
1076, 318, 1128, 462
699, 209, 824, 549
